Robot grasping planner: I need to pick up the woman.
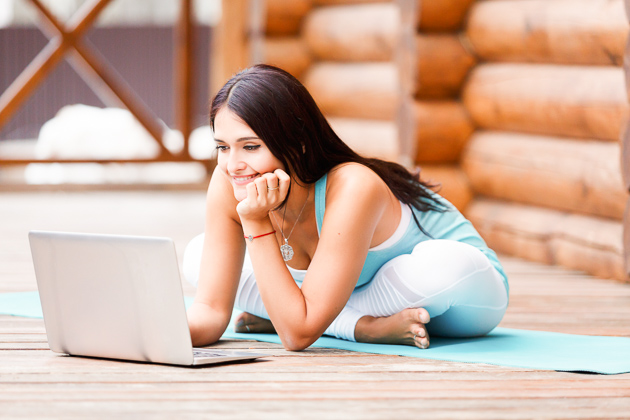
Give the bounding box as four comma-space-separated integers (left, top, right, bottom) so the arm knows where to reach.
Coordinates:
185, 64, 508, 351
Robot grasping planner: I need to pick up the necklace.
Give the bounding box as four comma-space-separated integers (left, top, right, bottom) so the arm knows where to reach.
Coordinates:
271, 188, 310, 262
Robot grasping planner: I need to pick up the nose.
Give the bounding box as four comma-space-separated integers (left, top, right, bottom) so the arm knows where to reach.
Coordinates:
225, 149, 247, 174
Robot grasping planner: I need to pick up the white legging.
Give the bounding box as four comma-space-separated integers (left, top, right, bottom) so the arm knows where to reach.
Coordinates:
183, 235, 509, 342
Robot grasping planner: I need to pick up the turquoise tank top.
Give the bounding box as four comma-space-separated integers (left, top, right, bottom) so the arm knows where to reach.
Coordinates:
313, 173, 509, 293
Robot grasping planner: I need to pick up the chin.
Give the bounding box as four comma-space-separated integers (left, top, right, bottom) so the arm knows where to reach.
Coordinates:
234, 189, 247, 202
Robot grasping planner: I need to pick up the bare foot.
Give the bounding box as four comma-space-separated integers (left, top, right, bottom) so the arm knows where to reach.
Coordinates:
354, 308, 431, 349
234, 312, 276, 334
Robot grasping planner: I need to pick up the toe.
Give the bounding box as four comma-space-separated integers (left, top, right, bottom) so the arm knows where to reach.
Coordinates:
417, 308, 430, 324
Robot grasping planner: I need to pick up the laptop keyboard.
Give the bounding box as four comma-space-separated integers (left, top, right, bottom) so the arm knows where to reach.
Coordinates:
193, 349, 229, 358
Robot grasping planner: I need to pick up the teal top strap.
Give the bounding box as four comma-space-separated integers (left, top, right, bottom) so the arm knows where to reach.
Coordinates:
314, 173, 327, 234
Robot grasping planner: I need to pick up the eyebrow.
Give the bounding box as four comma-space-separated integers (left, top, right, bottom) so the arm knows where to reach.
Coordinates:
214, 136, 261, 143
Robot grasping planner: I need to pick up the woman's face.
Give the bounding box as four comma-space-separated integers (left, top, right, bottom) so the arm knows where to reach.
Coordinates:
213, 107, 285, 201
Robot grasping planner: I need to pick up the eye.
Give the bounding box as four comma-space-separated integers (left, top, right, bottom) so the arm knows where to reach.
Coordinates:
215, 145, 228, 152
244, 145, 261, 151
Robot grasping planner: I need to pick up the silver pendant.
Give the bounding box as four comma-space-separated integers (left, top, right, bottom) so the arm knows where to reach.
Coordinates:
280, 238, 294, 261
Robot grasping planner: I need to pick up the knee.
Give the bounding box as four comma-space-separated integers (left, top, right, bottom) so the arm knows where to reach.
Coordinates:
387, 240, 494, 298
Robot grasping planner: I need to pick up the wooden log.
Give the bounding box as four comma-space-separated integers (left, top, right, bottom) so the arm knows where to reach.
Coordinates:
266, 0, 312, 36
303, 3, 398, 62
467, 199, 626, 281
462, 131, 627, 220
261, 37, 312, 80
466, 0, 629, 66
466, 199, 565, 265
418, 0, 476, 32
414, 101, 473, 163
552, 214, 627, 282
463, 64, 628, 141
304, 62, 397, 120
419, 165, 473, 211
327, 117, 398, 161
312, 0, 386, 5
311, 0, 473, 31
416, 34, 476, 99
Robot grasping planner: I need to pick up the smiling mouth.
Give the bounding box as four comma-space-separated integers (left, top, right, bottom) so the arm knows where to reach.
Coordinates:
232, 174, 258, 185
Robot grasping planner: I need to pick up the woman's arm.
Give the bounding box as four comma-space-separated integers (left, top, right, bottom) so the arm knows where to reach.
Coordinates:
241, 164, 396, 350
187, 167, 246, 346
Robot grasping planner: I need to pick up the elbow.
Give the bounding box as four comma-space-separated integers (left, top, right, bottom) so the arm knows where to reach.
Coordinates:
280, 331, 319, 352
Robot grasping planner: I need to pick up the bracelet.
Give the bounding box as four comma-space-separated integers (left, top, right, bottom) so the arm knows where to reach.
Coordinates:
244, 230, 276, 242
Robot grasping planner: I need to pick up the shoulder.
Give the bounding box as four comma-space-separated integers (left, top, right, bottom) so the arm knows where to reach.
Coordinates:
325, 163, 391, 210
326, 163, 388, 195
206, 166, 240, 222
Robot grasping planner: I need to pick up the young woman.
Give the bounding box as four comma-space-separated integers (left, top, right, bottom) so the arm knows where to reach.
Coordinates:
184, 64, 508, 351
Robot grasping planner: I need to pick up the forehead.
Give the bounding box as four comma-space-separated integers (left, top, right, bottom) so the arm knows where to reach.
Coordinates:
213, 107, 258, 140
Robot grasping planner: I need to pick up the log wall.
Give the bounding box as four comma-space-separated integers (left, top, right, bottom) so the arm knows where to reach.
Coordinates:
255, 0, 630, 281
462, 0, 630, 282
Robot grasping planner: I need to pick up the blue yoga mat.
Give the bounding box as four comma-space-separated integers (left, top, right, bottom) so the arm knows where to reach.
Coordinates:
2, 291, 629, 374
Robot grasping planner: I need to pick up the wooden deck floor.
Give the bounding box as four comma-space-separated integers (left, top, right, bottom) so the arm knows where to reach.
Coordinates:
1, 190, 629, 419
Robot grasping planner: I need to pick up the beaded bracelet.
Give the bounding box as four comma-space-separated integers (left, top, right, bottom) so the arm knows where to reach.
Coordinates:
244, 230, 276, 242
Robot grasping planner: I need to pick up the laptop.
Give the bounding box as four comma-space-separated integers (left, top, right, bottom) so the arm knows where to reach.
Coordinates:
28, 230, 268, 366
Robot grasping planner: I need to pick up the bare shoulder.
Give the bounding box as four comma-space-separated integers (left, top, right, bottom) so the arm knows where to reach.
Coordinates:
206, 166, 240, 222
326, 162, 390, 201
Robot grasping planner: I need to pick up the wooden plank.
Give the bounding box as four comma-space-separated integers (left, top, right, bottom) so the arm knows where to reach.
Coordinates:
1, 191, 630, 419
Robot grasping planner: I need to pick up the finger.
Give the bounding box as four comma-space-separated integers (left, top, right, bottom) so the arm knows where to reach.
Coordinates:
254, 177, 269, 198
275, 169, 291, 197
262, 172, 279, 191
245, 181, 258, 202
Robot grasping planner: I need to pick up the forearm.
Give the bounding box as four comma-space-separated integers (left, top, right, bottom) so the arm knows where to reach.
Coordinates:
187, 302, 231, 347
242, 218, 316, 350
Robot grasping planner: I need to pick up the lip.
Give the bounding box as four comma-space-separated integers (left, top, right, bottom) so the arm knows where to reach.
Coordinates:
231, 173, 259, 186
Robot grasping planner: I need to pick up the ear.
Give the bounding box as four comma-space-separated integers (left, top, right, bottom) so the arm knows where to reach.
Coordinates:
301, 143, 306, 154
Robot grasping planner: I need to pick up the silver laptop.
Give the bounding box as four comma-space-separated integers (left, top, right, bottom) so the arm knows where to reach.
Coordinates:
28, 230, 267, 366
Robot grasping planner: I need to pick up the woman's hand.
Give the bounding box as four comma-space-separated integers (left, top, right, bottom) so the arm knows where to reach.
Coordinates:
236, 169, 291, 221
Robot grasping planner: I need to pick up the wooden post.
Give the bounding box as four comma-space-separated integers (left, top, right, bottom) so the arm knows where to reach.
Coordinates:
0, 0, 114, 132
210, 0, 250, 98
624, 0, 630, 279
395, 0, 418, 168
625, 198, 630, 281
174, 0, 194, 157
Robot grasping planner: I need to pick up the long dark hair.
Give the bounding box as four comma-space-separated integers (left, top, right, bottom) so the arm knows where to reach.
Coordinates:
210, 64, 447, 227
